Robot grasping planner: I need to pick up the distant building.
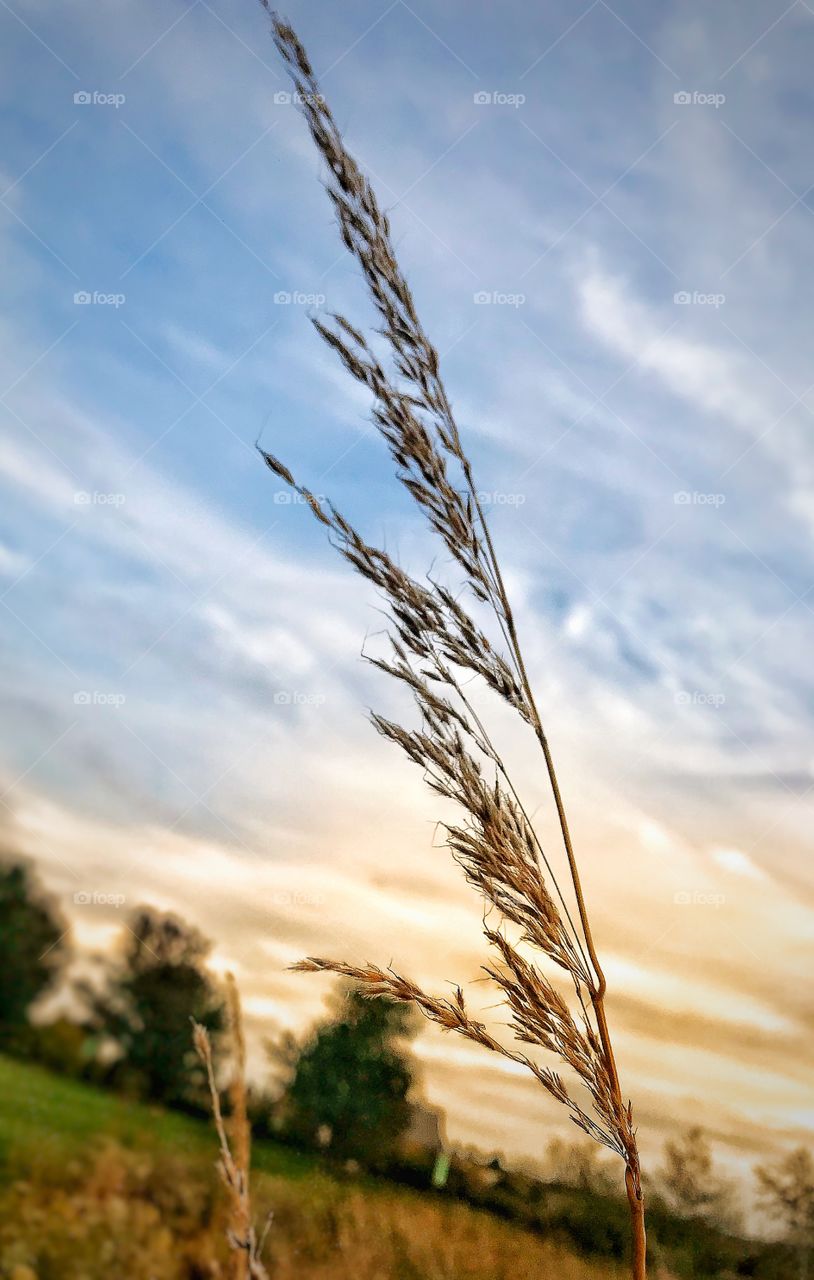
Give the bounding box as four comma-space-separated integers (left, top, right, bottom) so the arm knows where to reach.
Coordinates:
400, 1101, 451, 1186
401, 1100, 447, 1156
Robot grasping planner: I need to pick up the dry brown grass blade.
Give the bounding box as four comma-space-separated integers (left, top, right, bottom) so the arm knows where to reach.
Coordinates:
193, 976, 272, 1279
227, 973, 252, 1279
259, 8, 646, 1275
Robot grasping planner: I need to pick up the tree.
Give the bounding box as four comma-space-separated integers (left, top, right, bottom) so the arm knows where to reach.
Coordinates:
88, 906, 224, 1108
755, 1147, 814, 1280
0, 861, 69, 1038
269, 984, 418, 1168
657, 1127, 738, 1227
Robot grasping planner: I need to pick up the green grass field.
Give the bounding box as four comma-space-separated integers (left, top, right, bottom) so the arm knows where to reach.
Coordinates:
0, 1055, 629, 1280
0, 1054, 311, 1179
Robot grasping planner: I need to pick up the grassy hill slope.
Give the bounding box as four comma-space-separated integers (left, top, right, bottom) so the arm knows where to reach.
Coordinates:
0, 1055, 628, 1280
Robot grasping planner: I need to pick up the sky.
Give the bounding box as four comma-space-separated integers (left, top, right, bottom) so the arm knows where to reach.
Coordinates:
1, 0, 813, 1197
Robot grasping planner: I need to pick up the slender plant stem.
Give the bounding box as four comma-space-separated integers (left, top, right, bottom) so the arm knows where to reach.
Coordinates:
627, 1166, 648, 1280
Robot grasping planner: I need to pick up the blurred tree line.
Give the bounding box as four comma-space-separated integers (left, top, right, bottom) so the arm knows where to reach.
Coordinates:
0, 861, 222, 1111
2, 857, 813, 1277
0, 859, 416, 1166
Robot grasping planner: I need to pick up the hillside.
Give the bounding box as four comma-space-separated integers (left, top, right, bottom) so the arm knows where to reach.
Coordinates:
0, 1056, 628, 1279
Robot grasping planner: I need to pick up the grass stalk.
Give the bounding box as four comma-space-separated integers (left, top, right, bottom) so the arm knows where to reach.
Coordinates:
193, 974, 271, 1278
257, 8, 646, 1274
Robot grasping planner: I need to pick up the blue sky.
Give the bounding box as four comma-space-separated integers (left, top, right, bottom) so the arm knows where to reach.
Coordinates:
2, 0, 813, 1186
